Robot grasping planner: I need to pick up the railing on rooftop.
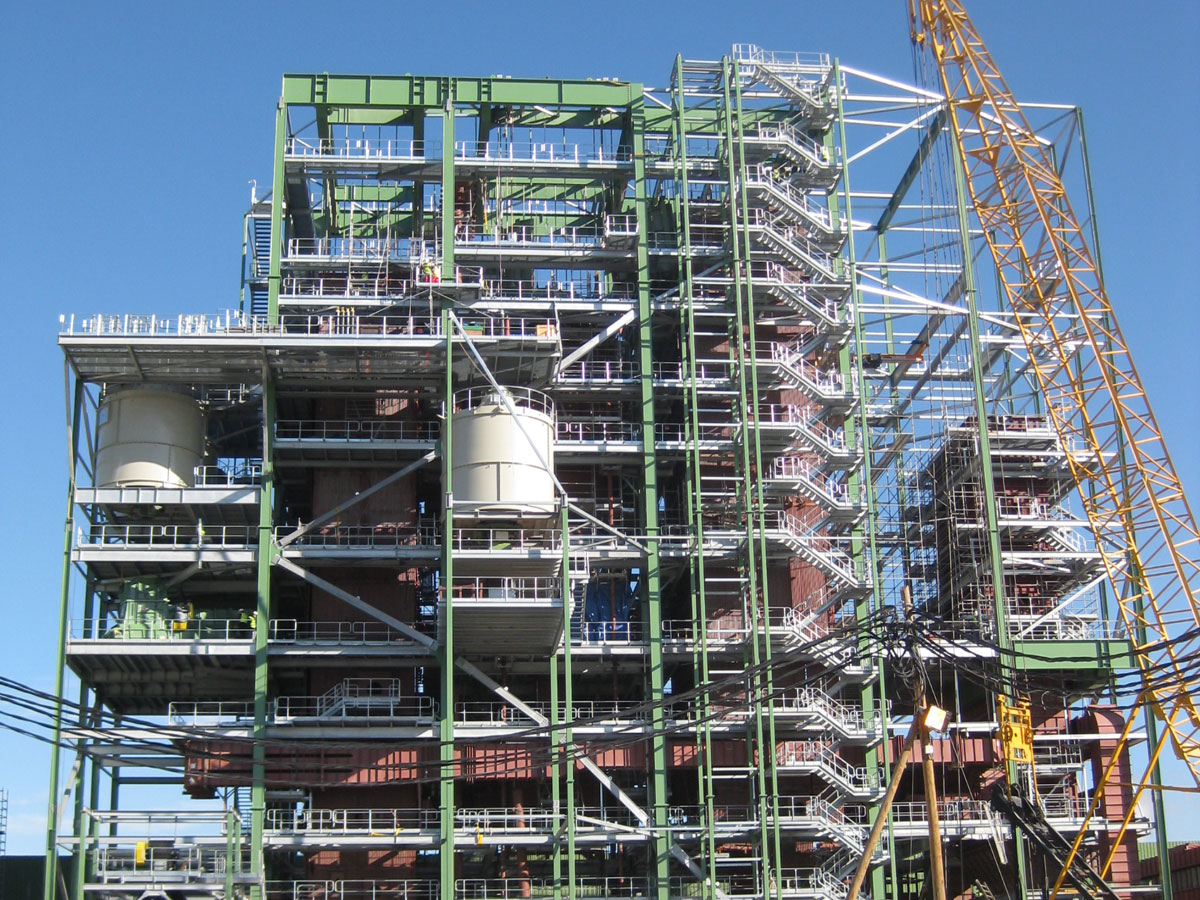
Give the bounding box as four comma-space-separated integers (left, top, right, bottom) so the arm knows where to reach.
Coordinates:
286, 137, 426, 160
732, 44, 833, 71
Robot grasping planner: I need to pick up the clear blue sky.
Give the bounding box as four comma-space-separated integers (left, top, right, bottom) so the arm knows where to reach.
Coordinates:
0, 0, 1196, 855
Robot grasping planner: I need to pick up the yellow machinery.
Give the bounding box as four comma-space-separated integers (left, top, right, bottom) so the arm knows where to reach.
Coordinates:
908, 0, 1200, 892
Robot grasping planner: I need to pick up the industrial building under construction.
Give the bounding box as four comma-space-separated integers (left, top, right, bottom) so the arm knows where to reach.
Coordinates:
44, 16, 1200, 900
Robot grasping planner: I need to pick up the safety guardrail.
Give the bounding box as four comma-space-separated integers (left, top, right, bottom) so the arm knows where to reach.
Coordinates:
79, 523, 256, 548
193, 460, 262, 486
268, 619, 429, 645
455, 140, 632, 164
276, 420, 438, 442
286, 137, 426, 160
453, 384, 554, 418
71, 618, 254, 642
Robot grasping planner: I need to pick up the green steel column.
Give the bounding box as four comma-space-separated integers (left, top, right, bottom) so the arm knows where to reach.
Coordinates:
84, 702, 102, 884
441, 95, 456, 281
107, 768, 118, 839
69, 696, 90, 900
267, 100, 287, 325
671, 56, 718, 894
70, 578, 100, 900
630, 91, 670, 900
946, 114, 1028, 899
1072, 106, 1171, 897
44, 378, 84, 900
873, 230, 902, 897
1065, 107, 1166, 900
238, 212, 252, 314
439, 306, 456, 899
72, 813, 88, 900
832, 59, 889, 899
730, 61, 784, 897
413, 114, 426, 242
550, 651, 563, 899
251, 375, 275, 899
560, 503, 577, 887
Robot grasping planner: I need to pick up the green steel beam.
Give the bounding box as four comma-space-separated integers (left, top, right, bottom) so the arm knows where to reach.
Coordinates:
267, 101, 287, 324
439, 305, 456, 900
549, 652, 562, 900
946, 112, 1030, 900
282, 73, 639, 109
250, 374, 275, 900
1009, 640, 1135, 669
630, 90, 670, 900
672, 54, 718, 896
718, 57, 769, 896
874, 111, 946, 235
560, 502, 577, 888
832, 58, 890, 900
44, 378, 83, 900
873, 230, 904, 897
1075, 103, 1172, 897
440, 99, 456, 280
644, 106, 789, 135
730, 57, 783, 897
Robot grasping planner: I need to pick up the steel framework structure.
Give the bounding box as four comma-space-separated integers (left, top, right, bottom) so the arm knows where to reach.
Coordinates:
45, 45, 1172, 900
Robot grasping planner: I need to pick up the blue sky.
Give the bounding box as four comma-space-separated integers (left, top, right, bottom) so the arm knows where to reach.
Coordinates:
1, 0, 1196, 854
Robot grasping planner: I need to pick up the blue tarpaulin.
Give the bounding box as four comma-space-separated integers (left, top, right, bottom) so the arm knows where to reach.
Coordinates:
583, 579, 634, 640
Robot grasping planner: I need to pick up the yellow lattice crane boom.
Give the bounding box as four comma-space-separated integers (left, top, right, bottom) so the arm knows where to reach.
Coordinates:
906, 0, 1200, 800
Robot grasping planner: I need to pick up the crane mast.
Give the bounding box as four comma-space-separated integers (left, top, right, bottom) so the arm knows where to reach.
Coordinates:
906, 1, 1200, 799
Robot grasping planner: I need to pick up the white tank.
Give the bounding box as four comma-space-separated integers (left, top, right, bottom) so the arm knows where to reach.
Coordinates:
451, 387, 556, 520
95, 389, 206, 489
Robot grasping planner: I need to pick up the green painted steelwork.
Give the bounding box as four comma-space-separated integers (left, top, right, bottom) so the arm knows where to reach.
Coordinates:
440, 101, 455, 281
47, 52, 1147, 900
439, 305, 455, 900
832, 57, 890, 900
671, 54, 719, 896
282, 73, 639, 109
267, 103, 286, 324
251, 375, 274, 900
559, 502, 577, 889
729, 55, 784, 897
43, 380, 83, 900
946, 112, 1031, 900
630, 89, 671, 900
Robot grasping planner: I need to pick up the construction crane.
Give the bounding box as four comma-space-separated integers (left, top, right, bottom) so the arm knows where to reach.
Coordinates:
905, 0, 1200, 892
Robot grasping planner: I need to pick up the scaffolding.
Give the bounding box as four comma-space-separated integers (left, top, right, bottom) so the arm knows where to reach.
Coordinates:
46, 46, 1158, 900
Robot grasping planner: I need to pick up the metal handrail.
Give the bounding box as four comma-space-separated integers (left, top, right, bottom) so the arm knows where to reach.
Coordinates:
480, 277, 636, 302
193, 460, 262, 486
274, 523, 437, 549
274, 692, 437, 724
71, 618, 254, 642
268, 619, 428, 645
454, 140, 632, 164
275, 419, 438, 442
557, 419, 640, 443
449, 576, 561, 603
61, 311, 552, 341
286, 137, 425, 160
453, 385, 554, 418
279, 880, 437, 900
80, 523, 256, 548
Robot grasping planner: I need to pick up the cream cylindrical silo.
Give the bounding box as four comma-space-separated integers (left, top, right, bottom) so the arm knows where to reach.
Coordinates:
450, 386, 556, 520
94, 389, 206, 489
